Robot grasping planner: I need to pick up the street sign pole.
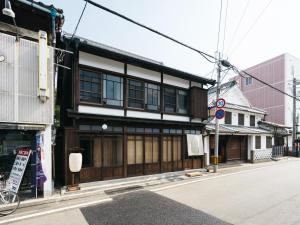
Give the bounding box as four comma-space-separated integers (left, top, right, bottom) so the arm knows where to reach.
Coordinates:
213, 55, 221, 173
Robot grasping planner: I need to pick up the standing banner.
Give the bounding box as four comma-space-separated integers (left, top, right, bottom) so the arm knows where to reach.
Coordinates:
8, 148, 31, 193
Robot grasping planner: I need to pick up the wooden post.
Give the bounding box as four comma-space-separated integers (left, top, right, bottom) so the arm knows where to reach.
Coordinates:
250, 150, 255, 163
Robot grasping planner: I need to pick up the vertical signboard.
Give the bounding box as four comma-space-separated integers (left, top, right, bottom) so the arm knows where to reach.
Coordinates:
8, 148, 31, 193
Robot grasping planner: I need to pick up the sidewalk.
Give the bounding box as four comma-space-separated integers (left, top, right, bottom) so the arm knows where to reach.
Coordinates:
3, 157, 297, 212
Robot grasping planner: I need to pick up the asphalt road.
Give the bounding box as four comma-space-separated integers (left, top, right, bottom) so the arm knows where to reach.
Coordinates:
80, 190, 231, 225
4, 159, 300, 225
157, 159, 300, 225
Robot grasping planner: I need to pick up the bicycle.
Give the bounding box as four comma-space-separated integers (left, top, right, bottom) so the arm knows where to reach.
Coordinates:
0, 173, 20, 216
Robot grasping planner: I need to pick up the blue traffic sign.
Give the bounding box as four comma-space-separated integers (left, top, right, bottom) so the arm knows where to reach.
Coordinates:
215, 109, 225, 120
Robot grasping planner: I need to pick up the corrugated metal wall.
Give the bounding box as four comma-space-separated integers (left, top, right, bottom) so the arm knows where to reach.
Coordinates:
0, 32, 53, 125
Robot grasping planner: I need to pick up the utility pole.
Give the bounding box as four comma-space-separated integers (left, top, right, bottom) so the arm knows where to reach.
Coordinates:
213, 54, 221, 173
293, 76, 296, 153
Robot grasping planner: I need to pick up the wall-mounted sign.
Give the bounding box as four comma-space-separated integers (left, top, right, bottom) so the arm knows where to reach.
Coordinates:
8, 148, 31, 193
215, 109, 225, 120
216, 98, 226, 108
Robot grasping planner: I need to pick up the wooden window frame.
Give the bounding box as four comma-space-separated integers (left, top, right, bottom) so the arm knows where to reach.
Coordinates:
238, 113, 244, 126
266, 136, 272, 148
255, 136, 261, 149
225, 111, 232, 125
250, 115, 255, 127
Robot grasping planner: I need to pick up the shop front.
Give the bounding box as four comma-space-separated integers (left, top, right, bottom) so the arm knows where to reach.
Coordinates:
0, 128, 48, 199
56, 118, 207, 186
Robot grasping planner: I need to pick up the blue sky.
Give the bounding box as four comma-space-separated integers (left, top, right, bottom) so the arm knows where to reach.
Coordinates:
41, 0, 300, 80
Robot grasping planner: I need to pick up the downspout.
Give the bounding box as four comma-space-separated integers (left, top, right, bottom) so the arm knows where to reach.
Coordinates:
16, 0, 60, 16
16, 0, 63, 46
50, 7, 57, 46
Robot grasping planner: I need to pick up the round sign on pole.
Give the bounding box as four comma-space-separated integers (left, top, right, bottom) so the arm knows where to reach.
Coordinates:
216, 98, 226, 108
215, 109, 225, 120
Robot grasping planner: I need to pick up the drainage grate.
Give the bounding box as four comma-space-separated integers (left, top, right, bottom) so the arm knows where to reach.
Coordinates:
104, 185, 144, 195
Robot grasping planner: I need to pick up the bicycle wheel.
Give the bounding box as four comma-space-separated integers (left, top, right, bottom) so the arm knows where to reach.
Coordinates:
0, 190, 20, 216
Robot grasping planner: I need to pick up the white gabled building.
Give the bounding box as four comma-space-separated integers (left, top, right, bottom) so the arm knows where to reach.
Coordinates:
206, 80, 278, 163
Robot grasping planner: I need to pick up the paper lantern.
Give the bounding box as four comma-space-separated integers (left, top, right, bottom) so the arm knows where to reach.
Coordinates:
69, 153, 82, 172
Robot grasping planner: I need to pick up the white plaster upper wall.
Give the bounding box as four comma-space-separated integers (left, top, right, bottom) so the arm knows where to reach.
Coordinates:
245, 114, 250, 126
163, 114, 190, 122
191, 81, 203, 88
79, 51, 124, 74
127, 110, 161, 120
163, 74, 189, 89
217, 108, 263, 127
78, 105, 125, 116
221, 85, 251, 107
127, 65, 161, 82
232, 112, 238, 125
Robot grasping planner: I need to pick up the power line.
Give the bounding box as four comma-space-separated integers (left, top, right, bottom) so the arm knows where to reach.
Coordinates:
71, 1, 88, 40
229, 0, 273, 56
221, 0, 229, 56
231, 65, 300, 101
225, 0, 250, 54
216, 0, 223, 53
83, 0, 216, 64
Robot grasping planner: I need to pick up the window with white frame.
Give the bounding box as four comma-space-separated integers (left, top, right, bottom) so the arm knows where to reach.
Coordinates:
245, 76, 252, 86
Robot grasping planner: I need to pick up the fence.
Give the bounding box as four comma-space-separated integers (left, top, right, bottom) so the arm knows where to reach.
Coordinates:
251, 146, 287, 163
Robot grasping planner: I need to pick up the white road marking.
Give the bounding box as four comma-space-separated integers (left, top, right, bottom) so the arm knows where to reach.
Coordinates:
0, 198, 112, 224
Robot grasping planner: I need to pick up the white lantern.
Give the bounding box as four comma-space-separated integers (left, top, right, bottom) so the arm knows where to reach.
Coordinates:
69, 153, 82, 172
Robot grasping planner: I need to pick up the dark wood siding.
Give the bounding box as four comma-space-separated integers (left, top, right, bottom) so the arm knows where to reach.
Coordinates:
190, 87, 208, 119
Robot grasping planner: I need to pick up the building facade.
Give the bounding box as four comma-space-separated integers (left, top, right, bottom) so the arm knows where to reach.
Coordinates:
0, 0, 63, 197
55, 34, 215, 186
234, 53, 300, 146
207, 81, 274, 162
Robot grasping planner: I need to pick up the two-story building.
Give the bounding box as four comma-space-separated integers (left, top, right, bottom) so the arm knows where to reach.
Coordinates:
0, 0, 63, 197
55, 33, 215, 186
207, 81, 275, 162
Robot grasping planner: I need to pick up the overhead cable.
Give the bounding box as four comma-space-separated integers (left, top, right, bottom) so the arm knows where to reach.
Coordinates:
71, 1, 88, 40
83, 0, 216, 64
231, 65, 300, 101
229, 0, 273, 56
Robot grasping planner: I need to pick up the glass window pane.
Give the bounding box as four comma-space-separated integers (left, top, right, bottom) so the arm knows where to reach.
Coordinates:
178, 90, 188, 114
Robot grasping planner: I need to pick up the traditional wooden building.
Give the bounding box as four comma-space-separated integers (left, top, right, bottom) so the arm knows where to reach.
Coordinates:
55, 33, 215, 185
207, 81, 275, 163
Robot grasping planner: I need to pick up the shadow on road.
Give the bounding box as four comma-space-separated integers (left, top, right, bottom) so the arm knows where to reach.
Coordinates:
80, 190, 231, 225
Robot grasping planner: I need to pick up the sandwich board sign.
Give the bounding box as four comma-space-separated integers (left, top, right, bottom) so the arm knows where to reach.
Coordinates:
8, 147, 31, 193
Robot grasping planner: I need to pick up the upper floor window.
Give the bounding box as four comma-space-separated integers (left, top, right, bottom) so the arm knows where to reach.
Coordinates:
250, 115, 255, 127
128, 79, 160, 111
164, 87, 188, 114
238, 113, 244, 126
128, 79, 144, 108
103, 74, 123, 106
80, 70, 101, 103
225, 111, 232, 124
80, 69, 123, 106
245, 76, 252, 86
145, 83, 160, 111
178, 90, 188, 114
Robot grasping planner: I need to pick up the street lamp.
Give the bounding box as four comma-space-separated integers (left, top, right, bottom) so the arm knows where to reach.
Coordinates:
2, 0, 15, 18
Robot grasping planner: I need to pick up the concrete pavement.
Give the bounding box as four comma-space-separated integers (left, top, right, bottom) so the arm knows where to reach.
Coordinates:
1, 158, 300, 225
